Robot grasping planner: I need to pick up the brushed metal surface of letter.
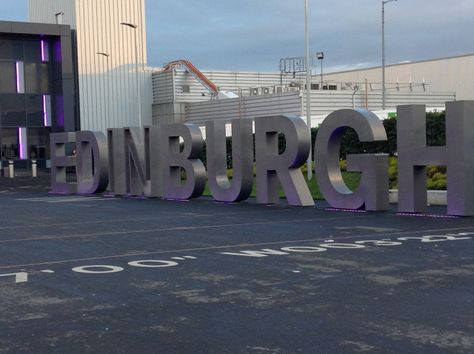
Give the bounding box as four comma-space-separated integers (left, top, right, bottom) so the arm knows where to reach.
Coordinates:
206, 119, 253, 202
107, 128, 150, 196
50, 132, 76, 194
314, 109, 388, 211
397, 102, 474, 215
108, 128, 126, 195
161, 124, 206, 200
255, 115, 314, 206
148, 126, 163, 198
76, 131, 109, 194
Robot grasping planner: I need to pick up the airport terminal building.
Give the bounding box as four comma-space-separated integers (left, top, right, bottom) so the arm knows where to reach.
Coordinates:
0, 21, 76, 170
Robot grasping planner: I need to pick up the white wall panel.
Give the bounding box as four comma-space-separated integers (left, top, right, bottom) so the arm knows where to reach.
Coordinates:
29, 0, 152, 132
323, 54, 474, 101
185, 92, 302, 124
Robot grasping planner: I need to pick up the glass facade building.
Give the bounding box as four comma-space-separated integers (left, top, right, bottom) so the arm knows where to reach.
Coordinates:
0, 21, 76, 170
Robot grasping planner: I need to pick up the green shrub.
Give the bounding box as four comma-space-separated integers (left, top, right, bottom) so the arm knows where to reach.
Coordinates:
388, 157, 398, 189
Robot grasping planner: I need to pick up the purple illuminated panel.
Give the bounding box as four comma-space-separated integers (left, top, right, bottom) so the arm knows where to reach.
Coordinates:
41, 40, 45, 61
43, 95, 52, 126
15, 61, 25, 93
56, 96, 65, 127
18, 128, 27, 160
41, 40, 50, 62
53, 40, 62, 62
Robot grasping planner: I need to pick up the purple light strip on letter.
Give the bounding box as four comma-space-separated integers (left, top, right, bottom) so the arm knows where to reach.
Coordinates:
324, 208, 367, 213
396, 212, 459, 219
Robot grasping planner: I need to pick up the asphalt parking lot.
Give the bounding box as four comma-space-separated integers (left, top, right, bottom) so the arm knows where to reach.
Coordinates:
0, 177, 473, 353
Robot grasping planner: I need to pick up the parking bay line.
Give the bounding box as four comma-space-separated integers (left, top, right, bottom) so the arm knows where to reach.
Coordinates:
0, 208, 323, 231
0, 214, 376, 244
0, 225, 472, 271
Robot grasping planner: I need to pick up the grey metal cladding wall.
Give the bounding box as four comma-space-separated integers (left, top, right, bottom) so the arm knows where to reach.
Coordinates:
185, 92, 302, 124
152, 71, 174, 104
152, 70, 307, 104
28, 0, 77, 28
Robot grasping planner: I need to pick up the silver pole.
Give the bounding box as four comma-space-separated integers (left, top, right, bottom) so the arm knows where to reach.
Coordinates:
382, 1, 386, 110
320, 57, 323, 88
305, 0, 312, 181
382, 0, 397, 111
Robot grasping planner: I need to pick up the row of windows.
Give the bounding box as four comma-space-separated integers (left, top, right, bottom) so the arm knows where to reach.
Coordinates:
0, 94, 49, 128
0, 38, 48, 62
0, 128, 50, 160
0, 62, 51, 94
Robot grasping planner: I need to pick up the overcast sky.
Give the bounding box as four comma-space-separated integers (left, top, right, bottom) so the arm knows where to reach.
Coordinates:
4, 1, 474, 72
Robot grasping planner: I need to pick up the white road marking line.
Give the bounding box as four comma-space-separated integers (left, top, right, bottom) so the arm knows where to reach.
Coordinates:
335, 226, 399, 232
0, 272, 28, 283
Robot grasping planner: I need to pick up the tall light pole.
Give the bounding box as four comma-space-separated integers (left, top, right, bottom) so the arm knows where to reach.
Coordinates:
382, 0, 397, 110
97, 51, 110, 125
120, 21, 142, 127
316, 51, 324, 89
305, 0, 312, 181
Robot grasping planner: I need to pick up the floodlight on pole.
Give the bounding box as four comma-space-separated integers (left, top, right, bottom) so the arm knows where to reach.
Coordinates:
382, 0, 398, 110
120, 21, 142, 126
316, 51, 324, 88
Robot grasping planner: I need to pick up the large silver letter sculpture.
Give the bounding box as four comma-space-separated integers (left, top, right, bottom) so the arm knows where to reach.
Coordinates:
397, 102, 474, 215
315, 109, 388, 211
255, 115, 314, 206
51, 132, 76, 194
160, 124, 206, 200
108, 127, 150, 196
76, 131, 109, 194
206, 119, 253, 202
148, 126, 164, 198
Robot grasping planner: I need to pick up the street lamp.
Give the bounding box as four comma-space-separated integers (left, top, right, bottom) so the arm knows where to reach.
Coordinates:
316, 51, 324, 89
304, 0, 312, 181
96, 51, 110, 125
382, 0, 397, 110
120, 21, 142, 126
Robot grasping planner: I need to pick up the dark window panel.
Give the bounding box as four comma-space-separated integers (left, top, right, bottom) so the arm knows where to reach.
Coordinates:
24, 63, 51, 94
0, 39, 23, 60
24, 40, 42, 62
0, 94, 26, 127
27, 127, 50, 159
0, 62, 17, 94
0, 128, 19, 160
26, 95, 44, 127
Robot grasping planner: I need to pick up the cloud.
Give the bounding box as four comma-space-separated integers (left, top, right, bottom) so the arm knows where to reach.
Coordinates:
3, 1, 474, 73
148, 0, 474, 72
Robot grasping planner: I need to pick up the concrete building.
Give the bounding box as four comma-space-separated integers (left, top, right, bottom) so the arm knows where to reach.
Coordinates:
28, 0, 152, 132
151, 67, 456, 128
0, 21, 75, 171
